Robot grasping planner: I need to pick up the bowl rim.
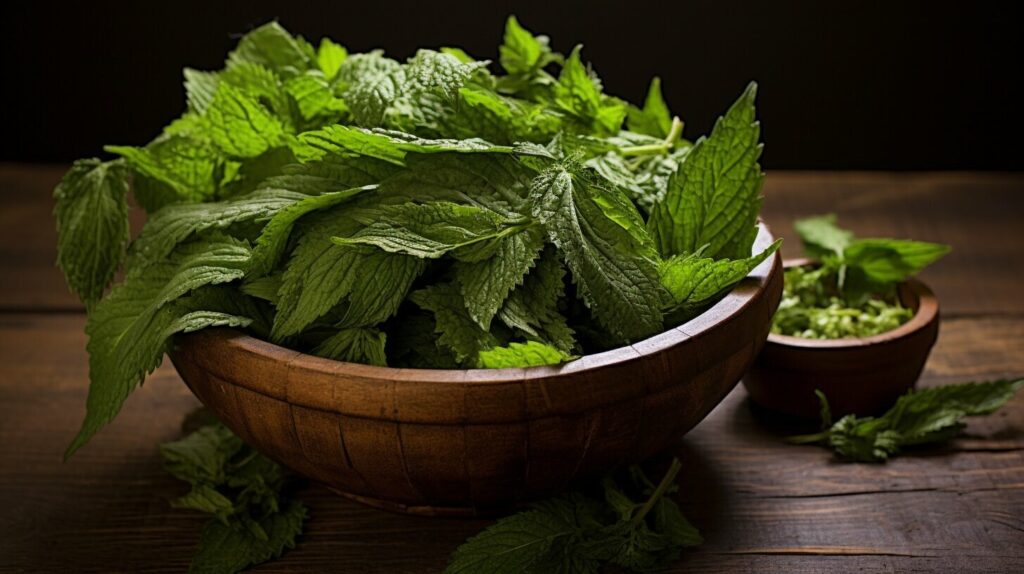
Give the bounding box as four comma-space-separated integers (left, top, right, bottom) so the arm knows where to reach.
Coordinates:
180, 222, 780, 384
765, 257, 938, 349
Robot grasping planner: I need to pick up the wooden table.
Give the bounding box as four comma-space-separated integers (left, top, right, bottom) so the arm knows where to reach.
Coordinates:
1, 166, 1022, 573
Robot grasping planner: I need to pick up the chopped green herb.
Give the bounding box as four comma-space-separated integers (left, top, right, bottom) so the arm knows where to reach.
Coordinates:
772, 214, 949, 339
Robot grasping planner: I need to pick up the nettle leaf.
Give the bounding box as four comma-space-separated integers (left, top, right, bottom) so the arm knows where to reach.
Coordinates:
499, 249, 576, 354
248, 185, 375, 278
530, 164, 664, 342
227, 22, 314, 76
189, 500, 307, 574
499, 16, 550, 75
184, 68, 220, 114
627, 77, 673, 138
455, 225, 545, 330
338, 51, 405, 127
334, 201, 532, 260
410, 282, 497, 365
844, 238, 950, 284
553, 46, 626, 135
66, 237, 253, 457
53, 159, 131, 307
285, 71, 348, 121
445, 494, 603, 574
107, 134, 224, 206
660, 239, 780, 314
296, 125, 530, 164
451, 87, 563, 145
204, 83, 290, 158
404, 49, 487, 103
648, 82, 762, 260
272, 210, 424, 339
316, 38, 347, 79
477, 341, 571, 368
128, 188, 309, 267
312, 326, 387, 365
794, 213, 853, 259
792, 380, 1024, 462
217, 62, 295, 129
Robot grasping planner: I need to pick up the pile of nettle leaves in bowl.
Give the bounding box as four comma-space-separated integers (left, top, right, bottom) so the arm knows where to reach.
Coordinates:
55, 18, 781, 573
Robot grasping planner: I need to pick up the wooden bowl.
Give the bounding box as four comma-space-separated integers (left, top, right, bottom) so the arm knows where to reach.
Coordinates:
743, 258, 940, 420
169, 224, 782, 516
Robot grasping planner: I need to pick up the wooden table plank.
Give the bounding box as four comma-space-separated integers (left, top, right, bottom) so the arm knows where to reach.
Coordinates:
1, 313, 1020, 572
1, 167, 1022, 572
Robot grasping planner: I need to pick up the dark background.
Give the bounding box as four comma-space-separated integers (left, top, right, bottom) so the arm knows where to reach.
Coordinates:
5, 0, 1021, 169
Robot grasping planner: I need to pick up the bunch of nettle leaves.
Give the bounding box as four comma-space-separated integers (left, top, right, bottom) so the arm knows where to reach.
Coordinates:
56, 18, 777, 456
54, 17, 779, 573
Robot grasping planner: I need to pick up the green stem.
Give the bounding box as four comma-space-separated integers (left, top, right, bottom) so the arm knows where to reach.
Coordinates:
620, 143, 668, 157
785, 430, 832, 445
664, 116, 684, 148
630, 457, 683, 527
619, 116, 685, 157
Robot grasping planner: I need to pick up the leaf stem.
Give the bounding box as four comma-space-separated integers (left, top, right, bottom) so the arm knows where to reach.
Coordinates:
620, 143, 668, 157
664, 116, 684, 148
785, 430, 832, 445
630, 457, 683, 527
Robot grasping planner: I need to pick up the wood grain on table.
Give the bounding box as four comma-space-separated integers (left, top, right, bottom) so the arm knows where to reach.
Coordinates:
1, 164, 1022, 573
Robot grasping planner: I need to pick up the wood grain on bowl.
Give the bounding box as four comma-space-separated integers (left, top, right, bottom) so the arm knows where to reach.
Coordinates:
744, 258, 940, 419
170, 224, 782, 516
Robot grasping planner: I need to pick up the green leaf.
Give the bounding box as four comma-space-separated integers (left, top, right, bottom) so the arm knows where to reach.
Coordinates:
660, 239, 781, 309
285, 71, 348, 121
338, 51, 405, 127
317, 38, 347, 79
410, 282, 497, 365
248, 185, 375, 277
553, 46, 626, 135
204, 83, 290, 158
404, 49, 487, 103
477, 341, 572, 368
296, 125, 530, 165
184, 68, 220, 114
161, 423, 244, 485
272, 212, 424, 339
312, 327, 387, 365
227, 22, 313, 76
107, 134, 224, 206
793, 213, 853, 259
498, 248, 576, 353
529, 164, 664, 342
189, 500, 307, 574
455, 225, 545, 330
844, 238, 951, 284
128, 188, 309, 267
627, 77, 673, 138
648, 82, 763, 260
334, 201, 532, 260
171, 484, 236, 517
65, 237, 252, 458
791, 379, 1024, 462
53, 159, 131, 307
445, 494, 602, 574
499, 16, 546, 75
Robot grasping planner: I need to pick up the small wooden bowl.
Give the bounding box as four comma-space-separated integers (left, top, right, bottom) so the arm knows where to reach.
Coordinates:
169, 224, 782, 516
743, 258, 940, 420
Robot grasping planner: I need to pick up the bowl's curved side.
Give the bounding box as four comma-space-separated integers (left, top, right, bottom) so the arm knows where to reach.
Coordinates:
171, 224, 783, 514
